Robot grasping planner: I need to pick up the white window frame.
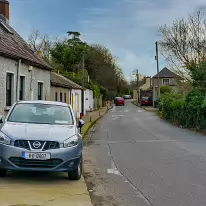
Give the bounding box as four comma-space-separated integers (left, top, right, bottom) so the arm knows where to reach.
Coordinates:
162, 78, 170, 86
5, 71, 15, 107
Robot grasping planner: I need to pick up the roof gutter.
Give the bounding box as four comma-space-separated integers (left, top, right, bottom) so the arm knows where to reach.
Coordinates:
0, 52, 52, 71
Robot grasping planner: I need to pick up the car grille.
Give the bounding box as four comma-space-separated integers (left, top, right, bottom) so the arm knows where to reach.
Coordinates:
14, 140, 30, 150
43, 141, 60, 151
9, 157, 63, 168
14, 140, 60, 151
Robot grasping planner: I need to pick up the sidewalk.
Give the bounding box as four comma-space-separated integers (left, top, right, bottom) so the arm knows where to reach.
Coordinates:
81, 106, 111, 137
141, 106, 159, 112
132, 100, 158, 112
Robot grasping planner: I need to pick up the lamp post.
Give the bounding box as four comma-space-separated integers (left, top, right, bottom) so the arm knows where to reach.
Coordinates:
136, 69, 139, 103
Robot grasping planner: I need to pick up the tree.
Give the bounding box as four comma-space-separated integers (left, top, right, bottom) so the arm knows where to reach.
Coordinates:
28, 30, 52, 60
84, 44, 128, 94
188, 62, 206, 90
159, 11, 206, 84
50, 32, 88, 73
50, 33, 129, 95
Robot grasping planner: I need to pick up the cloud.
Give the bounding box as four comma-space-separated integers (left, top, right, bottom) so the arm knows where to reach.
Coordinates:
80, 7, 111, 15
10, 0, 206, 78
79, 0, 206, 78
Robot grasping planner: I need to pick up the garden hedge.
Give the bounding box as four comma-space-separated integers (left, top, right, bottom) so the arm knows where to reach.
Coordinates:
159, 88, 206, 130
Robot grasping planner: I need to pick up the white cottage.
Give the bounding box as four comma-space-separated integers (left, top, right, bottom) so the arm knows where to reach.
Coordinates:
50, 72, 83, 119
84, 89, 94, 113
0, 0, 52, 116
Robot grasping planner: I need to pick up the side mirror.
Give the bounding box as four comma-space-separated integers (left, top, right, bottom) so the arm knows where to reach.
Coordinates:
0, 116, 3, 123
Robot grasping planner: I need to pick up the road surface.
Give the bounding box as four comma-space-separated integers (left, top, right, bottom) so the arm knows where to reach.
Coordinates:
84, 100, 206, 206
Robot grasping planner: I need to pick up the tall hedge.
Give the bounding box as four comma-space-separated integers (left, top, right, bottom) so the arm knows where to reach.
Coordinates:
159, 89, 206, 130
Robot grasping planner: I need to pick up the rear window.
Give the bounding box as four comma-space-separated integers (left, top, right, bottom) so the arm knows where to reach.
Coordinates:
142, 97, 149, 100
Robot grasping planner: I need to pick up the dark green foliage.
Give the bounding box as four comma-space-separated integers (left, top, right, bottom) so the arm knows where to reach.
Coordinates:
188, 62, 206, 91
50, 33, 129, 99
159, 89, 206, 130
160, 86, 172, 94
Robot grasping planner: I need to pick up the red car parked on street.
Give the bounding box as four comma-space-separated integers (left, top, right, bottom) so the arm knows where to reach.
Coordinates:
115, 97, 125, 106
140, 97, 152, 106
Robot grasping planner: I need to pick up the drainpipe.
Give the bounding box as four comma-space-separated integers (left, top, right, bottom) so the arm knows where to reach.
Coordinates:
16, 59, 21, 101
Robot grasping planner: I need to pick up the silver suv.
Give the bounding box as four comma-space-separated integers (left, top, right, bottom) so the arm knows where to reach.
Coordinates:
0, 101, 83, 180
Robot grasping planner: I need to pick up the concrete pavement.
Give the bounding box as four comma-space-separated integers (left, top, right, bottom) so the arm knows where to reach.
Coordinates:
84, 100, 206, 206
0, 171, 92, 206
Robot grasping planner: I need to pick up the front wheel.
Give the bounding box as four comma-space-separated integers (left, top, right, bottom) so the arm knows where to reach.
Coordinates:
0, 169, 7, 178
68, 158, 82, 180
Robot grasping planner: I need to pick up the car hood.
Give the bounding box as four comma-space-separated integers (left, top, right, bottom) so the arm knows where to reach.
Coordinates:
1, 122, 77, 142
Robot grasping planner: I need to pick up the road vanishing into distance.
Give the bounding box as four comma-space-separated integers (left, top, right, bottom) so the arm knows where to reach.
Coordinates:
84, 100, 206, 206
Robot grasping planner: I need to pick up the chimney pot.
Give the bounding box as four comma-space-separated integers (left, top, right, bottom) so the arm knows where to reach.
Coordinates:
0, 0, 9, 24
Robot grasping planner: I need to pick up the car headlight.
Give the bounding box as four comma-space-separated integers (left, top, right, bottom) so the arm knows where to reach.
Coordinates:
64, 135, 80, 148
0, 131, 11, 145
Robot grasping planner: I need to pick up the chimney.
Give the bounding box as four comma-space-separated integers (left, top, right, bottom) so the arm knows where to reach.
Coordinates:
37, 50, 43, 58
0, 0, 9, 24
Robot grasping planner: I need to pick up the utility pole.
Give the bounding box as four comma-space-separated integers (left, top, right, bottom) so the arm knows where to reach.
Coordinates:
136, 69, 139, 103
81, 51, 85, 116
155, 41, 160, 99
82, 52, 85, 88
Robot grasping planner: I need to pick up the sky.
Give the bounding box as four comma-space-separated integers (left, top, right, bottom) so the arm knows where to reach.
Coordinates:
9, 0, 206, 81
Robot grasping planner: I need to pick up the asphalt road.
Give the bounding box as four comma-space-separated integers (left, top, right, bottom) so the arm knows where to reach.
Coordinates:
84, 100, 206, 206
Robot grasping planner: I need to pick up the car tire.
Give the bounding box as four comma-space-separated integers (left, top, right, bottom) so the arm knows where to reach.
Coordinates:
68, 157, 82, 181
0, 169, 7, 178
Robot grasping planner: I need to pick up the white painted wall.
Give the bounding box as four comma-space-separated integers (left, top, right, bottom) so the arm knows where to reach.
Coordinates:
89, 90, 94, 110
84, 89, 94, 114
0, 56, 50, 117
71, 89, 82, 118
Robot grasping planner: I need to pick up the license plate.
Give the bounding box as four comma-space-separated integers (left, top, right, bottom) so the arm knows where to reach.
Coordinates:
22, 152, 51, 160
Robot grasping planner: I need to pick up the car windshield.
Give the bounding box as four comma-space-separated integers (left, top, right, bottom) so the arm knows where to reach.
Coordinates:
142, 97, 149, 100
8, 103, 73, 125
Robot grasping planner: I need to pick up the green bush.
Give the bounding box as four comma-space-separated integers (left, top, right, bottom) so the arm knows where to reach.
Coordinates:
159, 89, 206, 130
160, 86, 172, 94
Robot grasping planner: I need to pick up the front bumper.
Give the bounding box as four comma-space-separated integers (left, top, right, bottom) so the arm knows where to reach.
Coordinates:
0, 143, 82, 172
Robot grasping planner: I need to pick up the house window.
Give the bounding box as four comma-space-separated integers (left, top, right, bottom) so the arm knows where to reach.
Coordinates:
163, 79, 170, 86
19, 76, 25, 101
6, 73, 14, 106
55, 92, 58, 101
64, 93, 67, 103
38, 82, 43, 100
60, 92, 63, 102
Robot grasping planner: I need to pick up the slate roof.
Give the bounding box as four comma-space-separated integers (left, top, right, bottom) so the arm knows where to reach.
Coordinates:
0, 19, 51, 70
152, 67, 182, 78
51, 72, 83, 89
